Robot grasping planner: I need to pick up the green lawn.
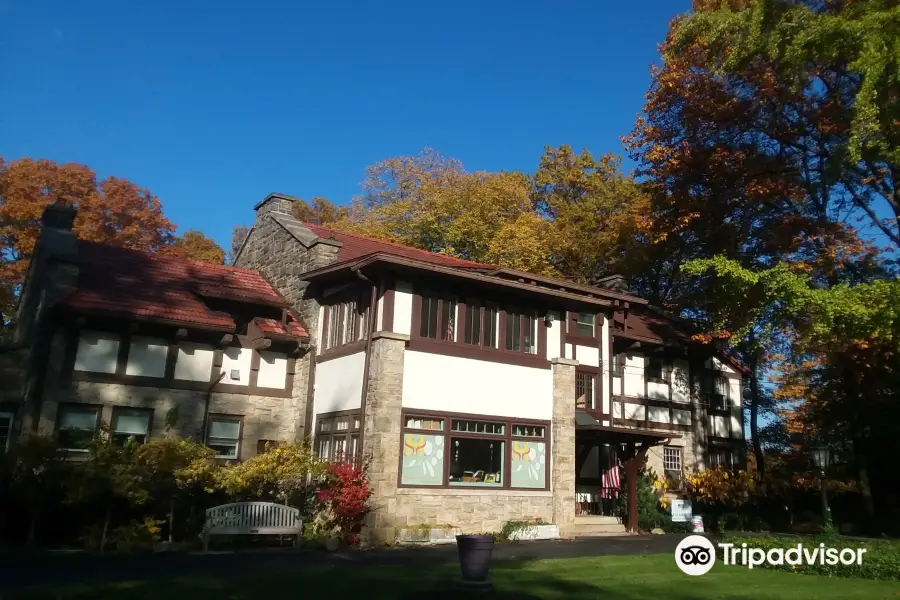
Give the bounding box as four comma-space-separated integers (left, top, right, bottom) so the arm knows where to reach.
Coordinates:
10, 554, 900, 600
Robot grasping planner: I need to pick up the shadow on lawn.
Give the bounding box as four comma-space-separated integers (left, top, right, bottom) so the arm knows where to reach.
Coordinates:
5, 552, 720, 600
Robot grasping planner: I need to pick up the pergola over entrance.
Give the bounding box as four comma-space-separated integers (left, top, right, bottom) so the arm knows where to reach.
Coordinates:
575, 411, 676, 533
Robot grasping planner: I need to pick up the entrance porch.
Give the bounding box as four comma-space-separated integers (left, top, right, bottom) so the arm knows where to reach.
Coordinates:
575, 412, 675, 533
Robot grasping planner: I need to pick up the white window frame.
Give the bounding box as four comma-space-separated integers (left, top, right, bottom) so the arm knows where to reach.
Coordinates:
207, 416, 242, 459
575, 312, 596, 337
663, 446, 682, 473
0, 411, 14, 453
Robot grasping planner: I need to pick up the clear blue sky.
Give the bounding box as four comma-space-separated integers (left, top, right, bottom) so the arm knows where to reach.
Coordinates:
1, 1, 690, 249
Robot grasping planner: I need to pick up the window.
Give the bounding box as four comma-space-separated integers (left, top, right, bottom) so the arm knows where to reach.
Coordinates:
111, 408, 151, 445
505, 309, 536, 354
323, 296, 368, 351
611, 353, 625, 375
664, 446, 682, 473
0, 412, 13, 453
575, 312, 595, 337
316, 412, 360, 462
57, 405, 100, 451
420, 294, 456, 341
647, 358, 669, 383
400, 412, 549, 489
576, 371, 597, 410
208, 416, 242, 459
257, 439, 280, 454
704, 374, 729, 408
463, 302, 498, 349
708, 447, 737, 470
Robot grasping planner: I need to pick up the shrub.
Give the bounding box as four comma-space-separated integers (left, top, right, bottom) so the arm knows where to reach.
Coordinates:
315, 462, 371, 546
721, 534, 900, 581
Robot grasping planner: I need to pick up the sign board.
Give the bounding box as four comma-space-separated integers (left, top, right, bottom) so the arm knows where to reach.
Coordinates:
671, 499, 693, 522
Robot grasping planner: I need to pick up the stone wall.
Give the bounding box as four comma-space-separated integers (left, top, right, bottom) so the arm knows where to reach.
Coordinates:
550, 358, 577, 538
391, 489, 553, 534
360, 333, 405, 545
29, 331, 310, 460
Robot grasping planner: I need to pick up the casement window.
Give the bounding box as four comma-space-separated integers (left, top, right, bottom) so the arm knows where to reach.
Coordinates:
111, 407, 152, 445
400, 412, 549, 490
57, 405, 100, 451
504, 309, 537, 354
208, 416, 242, 459
420, 294, 457, 341
576, 370, 598, 410
574, 312, 596, 337
316, 412, 360, 462
463, 301, 498, 349
0, 412, 13, 453
646, 358, 670, 383
703, 373, 730, 409
323, 296, 368, 352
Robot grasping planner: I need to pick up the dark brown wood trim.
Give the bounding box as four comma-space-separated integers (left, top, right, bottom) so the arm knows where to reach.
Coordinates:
69, 369, 294, 398
248, 350, 261, 388
114, 332, 130, 376
316, 339, 367, 363
559, 311, 566, 359
396, 408, 551, 491
537, 315, 547, 359
381, 280, 395, 332
303, 355, 316, 439
210, 349, 225, 383
410, 291, 423, 340
620, 418, 690, 433
407, 337, 550, 370
566, 333, 597, 347
575, 365, 600, 374
616, 395, 675, 409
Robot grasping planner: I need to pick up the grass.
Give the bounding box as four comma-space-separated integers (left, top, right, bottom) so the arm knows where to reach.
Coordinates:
9, 554, 900, 600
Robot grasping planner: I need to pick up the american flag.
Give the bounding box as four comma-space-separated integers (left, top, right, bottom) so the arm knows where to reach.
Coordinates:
601, 464, 621, 499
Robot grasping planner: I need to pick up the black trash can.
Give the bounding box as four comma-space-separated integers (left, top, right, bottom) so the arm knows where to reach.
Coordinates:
456, 534, 495, 584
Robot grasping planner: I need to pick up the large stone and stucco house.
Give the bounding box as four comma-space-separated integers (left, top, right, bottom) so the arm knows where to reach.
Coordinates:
4, 195, 745, 542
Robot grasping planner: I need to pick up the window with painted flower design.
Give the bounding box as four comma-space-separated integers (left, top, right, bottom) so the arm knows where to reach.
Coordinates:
401, 416, 445, 486
399, 412, 549, 490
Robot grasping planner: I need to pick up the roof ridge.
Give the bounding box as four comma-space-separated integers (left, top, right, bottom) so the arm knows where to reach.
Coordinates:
303, 222, 495, 268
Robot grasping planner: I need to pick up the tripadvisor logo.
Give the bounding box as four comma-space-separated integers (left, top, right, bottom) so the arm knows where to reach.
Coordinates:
675, 535, 868, 576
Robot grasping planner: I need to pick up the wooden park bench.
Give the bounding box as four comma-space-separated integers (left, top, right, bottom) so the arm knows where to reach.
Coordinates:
202, 501, 302, 552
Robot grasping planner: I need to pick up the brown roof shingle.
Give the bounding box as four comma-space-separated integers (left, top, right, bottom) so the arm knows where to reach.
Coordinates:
61, 242, 308, 338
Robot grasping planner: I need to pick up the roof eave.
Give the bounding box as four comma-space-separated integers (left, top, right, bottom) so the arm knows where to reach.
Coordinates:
301, 253, 615, 307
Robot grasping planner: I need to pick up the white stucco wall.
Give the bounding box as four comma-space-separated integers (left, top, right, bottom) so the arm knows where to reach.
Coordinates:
74, 331, 120, 374
673, 408, 691, 426
623, 402, 645, 421
601, 315, 610, 413
546, 311, 562, 360
314, 351, 365, 414
576, 345, 599, 366
623, 353, 644, 397
394, 280, 413, 335
124, 336, 168, 378
220, 347, 253, 386
648, 405, 670, 423
564, 343, 573, 360
174, 342, 215, 382
402, 351, 553, 420
672, 359, 690, 403
612, 376, 622, 396
648, 381, 669, 401
257, 351, 288, 389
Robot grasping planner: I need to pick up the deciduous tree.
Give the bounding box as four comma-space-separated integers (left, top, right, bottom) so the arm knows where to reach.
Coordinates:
167, 230, 225, 264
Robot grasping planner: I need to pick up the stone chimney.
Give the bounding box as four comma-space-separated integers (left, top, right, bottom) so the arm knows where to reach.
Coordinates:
253, 192, 302, 217
14, 202, 80, 343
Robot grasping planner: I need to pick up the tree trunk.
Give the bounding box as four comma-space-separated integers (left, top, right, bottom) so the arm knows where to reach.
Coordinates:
169, 497, 175, 543
852, 434, 877, 533
100, 504, 111, 553
27, 511, 37, 547
748, 353, 765, 482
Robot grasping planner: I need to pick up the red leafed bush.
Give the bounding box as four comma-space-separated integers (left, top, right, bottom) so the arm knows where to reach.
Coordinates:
316, 462, 371, 545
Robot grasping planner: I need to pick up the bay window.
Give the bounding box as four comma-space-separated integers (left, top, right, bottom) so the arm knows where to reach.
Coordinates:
400, 411, 549, 489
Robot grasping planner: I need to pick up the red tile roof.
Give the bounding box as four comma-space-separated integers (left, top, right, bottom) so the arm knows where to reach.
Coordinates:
303, 223, 495, 269
61, 242, 308, 339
